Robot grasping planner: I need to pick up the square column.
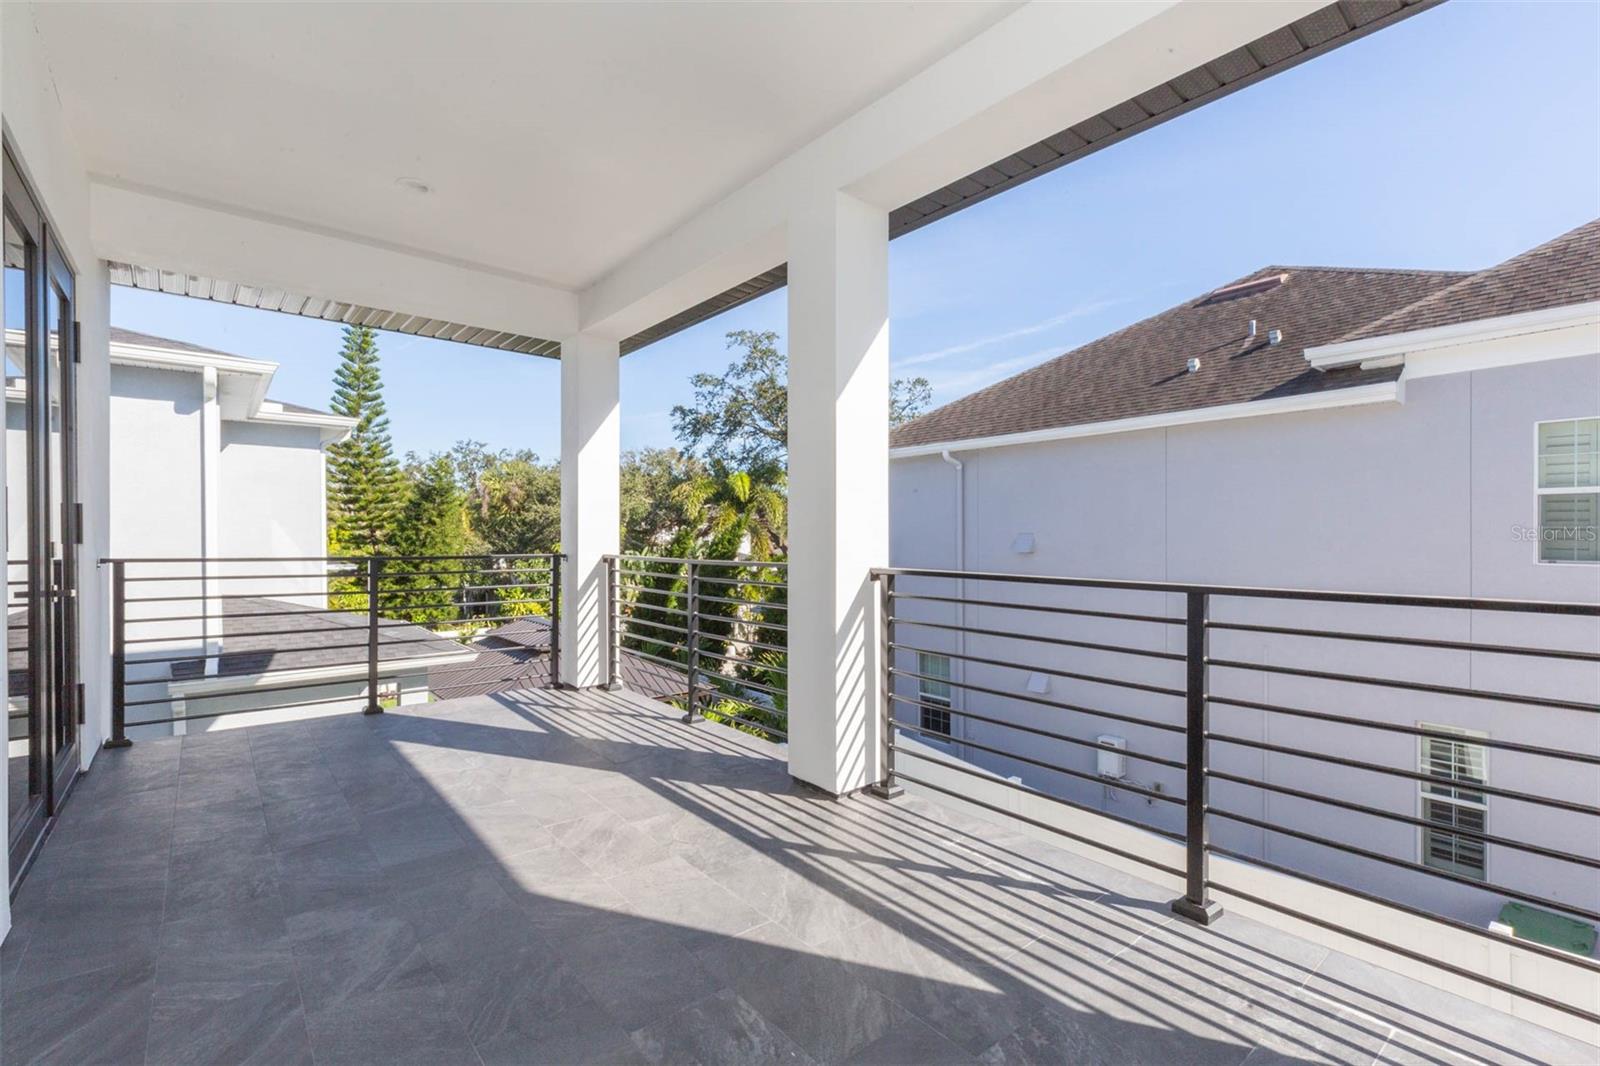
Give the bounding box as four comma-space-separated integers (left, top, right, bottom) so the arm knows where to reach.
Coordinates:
559, 333, 620, 688
786, 190, 890, 795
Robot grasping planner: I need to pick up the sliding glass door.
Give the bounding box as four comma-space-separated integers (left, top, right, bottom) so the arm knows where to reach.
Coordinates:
5, 144, 80, 887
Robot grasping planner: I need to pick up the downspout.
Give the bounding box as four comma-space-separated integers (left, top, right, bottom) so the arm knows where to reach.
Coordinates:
940, 450, 964, 742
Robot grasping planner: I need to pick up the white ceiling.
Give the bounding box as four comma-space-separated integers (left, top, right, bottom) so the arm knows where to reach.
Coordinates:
31, 1, 1016, 291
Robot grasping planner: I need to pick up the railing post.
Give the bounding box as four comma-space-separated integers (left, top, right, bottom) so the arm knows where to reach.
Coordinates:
869, 571, 902, 799
105, 560, 131, 748
1171, 589, 1222, 925
364, 556, 383, 715
682, 559, 701, 724
604, 555, 620, 690
548, 554, 563, 688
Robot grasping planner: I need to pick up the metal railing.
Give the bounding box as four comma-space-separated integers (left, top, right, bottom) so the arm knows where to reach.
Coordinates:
105, 553, 561, 744
872, 565, 1600, 1025
606, 554, 787, 741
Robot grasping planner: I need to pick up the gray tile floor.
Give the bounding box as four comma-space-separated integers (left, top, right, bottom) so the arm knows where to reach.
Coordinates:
3, 688, 1595, 1066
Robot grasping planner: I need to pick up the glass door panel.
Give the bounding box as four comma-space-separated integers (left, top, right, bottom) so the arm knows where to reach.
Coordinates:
4, 200, 45, 864
44, 269, 77, 799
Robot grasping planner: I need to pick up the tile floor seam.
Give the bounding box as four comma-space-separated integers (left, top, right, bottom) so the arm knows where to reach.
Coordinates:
1370, 1025, 1396, 1065
1108, 915, 1176, 961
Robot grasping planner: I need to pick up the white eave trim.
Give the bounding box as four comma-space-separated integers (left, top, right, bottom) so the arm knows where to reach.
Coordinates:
167, 648, 476, 697
889, 380, 1402, 460
1303, 301, 1600, 371
252, 402, 357, 443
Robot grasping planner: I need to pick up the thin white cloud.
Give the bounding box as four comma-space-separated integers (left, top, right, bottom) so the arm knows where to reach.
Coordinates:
921, 345, 1061, 397
895, 298, 1121, 369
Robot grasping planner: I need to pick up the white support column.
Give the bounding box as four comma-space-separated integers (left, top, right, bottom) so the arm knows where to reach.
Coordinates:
558, 333, 620, 689
786, 190, 889, 796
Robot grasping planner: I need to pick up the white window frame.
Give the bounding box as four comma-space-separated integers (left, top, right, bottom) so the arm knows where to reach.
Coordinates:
1534, 416, 1600, 565
915, 652, 953, 739
1417, 723, 1488, 882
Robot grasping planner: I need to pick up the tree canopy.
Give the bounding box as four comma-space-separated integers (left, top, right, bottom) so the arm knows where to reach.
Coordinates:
671, 329, 935, 471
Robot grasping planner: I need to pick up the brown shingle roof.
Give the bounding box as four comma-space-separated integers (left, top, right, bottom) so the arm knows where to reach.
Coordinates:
891, 266, 1466, 449
1334, 218, 1600, 343
892, 218, 1600, 451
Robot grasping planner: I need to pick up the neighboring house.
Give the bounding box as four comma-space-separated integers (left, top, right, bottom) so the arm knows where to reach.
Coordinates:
429, 616, 690, 703
889, 219, 1600, 932
6, 327, 473, 737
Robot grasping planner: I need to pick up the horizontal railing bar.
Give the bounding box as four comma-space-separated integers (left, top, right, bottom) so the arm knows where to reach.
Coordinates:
411, 596, 549, 612
691, 573, 787, 590
694, 592, 788, 610
1208, 657, 1600, 714
692, 646, 787, 675
888, 666, 1185, 734
893, 718, 1182, 805
1206, 871, 1600, 1024
123, 569, 361, 583
127, 691, 379, 725
622, 646, 691, 674
1207, 808, 1600, 924
1206, 731, 1600, 816
621, 602, 691, 619
376, 582, 550, 597
619, 616, 690, 639
125, 673, 390, 707
418, 612, 549, 629
127, 590, 358, 604
1208, 853, 1600, 977
702, 670, 785, 700
891, 591, 1181, 626
124, 634, 460, 667
894, 641, 1184, 699
694, 686, 779, 718
718, 635, 788, 656
887, 693, 1185, 771
612, 555, 788, 569
1205, 619, 1600, 663
1206, 769, 1600, 870
896, 617, 1184, 662
873, 566, 1600, 615
127, 605, 362, 625
894, 770, 1185, 881
107, 553, 560, 565
123, 620, 418, 644
620, 584, 686, 603
1207, 694, 1600, 766
890, 751, 1186, 848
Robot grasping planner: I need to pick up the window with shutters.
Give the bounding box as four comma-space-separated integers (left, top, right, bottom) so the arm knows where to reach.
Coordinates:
916, 652, 952, 738
1537, 418, 1599, 563
1418, 725, 1487, 881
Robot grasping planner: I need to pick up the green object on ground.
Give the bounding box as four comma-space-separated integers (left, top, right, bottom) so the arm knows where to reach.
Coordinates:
1497, 902, 1597, 956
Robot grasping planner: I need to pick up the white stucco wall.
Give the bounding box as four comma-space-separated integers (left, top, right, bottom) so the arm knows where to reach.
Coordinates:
889, 351, 1600, 935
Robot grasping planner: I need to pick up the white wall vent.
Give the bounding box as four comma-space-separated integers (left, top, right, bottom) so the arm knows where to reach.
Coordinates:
1097, 735, 1127, 780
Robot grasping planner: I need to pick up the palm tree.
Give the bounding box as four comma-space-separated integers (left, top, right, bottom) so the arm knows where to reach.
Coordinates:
671, 465, 787, 560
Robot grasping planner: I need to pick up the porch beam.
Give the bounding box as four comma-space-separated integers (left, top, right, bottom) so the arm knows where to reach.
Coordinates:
558, 333, 620, 688
785, 190, 889, 796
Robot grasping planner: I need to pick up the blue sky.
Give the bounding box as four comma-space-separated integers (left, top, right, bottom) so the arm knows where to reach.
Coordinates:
113, 0, 1600, 463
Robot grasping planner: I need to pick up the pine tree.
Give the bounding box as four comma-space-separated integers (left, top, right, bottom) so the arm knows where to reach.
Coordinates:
327, 325, 406, 556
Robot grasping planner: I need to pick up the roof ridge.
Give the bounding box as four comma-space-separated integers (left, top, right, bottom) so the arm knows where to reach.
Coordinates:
1260, 264, 1477, 277
1329, 217, 1600, 344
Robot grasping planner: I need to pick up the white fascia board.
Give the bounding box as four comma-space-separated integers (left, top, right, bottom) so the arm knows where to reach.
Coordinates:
167, 649, 476, 697
889, 380, 1402, 460
252, 402, 358, 444
1304, 302, 1600, 371
579, 1, 1321, 339
91, 180, 579, 343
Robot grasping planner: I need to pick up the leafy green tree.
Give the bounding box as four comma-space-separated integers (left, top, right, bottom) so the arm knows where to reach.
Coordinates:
327, 326, 406, 556
621, 447, 705, 554
672, 466, 787, 561
386, 453, 476, 622
452, 441, 562, 555
671, 329, 932, 469
890, 376, 933, 426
